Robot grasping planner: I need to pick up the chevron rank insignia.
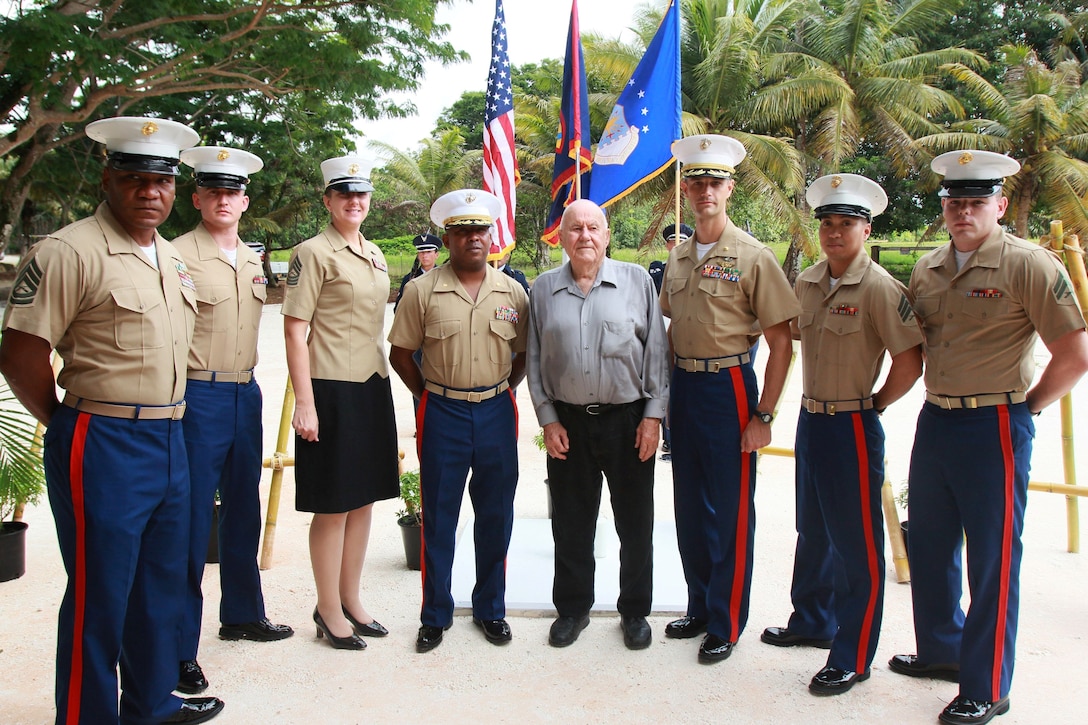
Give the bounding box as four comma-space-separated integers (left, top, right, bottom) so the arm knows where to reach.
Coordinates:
897, 294, 915, 323
9, 257, 43, 306
286, 256, 302, 287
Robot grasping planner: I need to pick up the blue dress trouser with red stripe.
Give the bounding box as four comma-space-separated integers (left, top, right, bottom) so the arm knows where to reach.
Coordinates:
788, 408, 886, 674
670, 363, 758, 642
416, 389, 518, 626
908, 401, 1033, 702
44, 405, 188, 725
179, 378, 266, 660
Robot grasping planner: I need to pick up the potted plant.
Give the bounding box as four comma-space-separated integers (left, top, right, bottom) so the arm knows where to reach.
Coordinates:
397, 469, 422, 570
533, 429, 553, 518
0, 378, 47, 582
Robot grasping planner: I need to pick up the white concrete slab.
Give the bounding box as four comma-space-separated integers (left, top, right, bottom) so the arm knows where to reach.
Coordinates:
451, 516, 688, 616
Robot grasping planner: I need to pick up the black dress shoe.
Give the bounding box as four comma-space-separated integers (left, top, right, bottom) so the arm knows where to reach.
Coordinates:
342, 607, 389, 637
313, 608, 366, 650
938, 695, 1010, 724
888, 653, 960, 682
620, 615, 651, 650
761, 625, 833, 649
664, 616, 707, 639
161, 696, 225, 724
219, 618, 294, 642
416, 623, 452, 653
473, 617, 512, 645
176, 660, 208, 695
548, 615, 590, 647
698, 634, 735, 664
808, 665, 870, 695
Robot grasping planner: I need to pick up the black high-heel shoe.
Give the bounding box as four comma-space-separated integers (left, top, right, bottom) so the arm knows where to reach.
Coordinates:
313, 608, 366, 650
342, 606, 389, 637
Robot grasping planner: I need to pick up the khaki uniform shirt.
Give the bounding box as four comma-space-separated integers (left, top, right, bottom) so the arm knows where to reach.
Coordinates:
172, 223, 266, 373
388, 263, 529, 390
661, 218, 800, 358
796, 252, 923, 401
910, 227, 1085, 396
2, 203, 196, 405
281, 225, 390, 382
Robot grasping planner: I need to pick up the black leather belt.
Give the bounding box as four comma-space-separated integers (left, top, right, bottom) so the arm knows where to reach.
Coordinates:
554, 400, 639, 416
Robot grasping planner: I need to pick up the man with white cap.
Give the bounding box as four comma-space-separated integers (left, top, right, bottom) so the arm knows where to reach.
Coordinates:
388, 189, 529, 653
890, 150, 1088, 724
650, 222, 692, 462
172, 147, 293, 698
761, 174, 923, 695
0, 117, 225, 722
659, 134, 800, 664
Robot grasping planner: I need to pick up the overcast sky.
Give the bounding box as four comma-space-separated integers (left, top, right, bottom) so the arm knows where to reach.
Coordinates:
355, 0, 647, 155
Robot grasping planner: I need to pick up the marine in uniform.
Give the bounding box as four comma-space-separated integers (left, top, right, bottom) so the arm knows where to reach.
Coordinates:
648, 223, 691, 462
388, 189, 529, 653
659, 134, 801, 664
0, 117, 225, 723
890, 151, 1088, 725
394, 233, 442, 310
282, 156, 400, 651
527, 199, 669, 650
760, 174, 923, 694
171, 147, 293, 696
496, 251, 530, 295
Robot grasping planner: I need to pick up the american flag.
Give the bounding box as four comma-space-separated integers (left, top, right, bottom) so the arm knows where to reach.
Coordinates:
483, 0, 519, 259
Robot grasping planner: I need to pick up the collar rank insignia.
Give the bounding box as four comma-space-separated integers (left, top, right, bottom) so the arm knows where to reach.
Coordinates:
495, 305, 519, 324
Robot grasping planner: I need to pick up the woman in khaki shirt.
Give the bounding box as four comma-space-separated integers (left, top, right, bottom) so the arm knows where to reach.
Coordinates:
283, 156, 399, 650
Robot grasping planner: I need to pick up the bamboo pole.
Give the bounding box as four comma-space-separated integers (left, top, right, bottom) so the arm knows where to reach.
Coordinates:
882, 466, 910, 583
1047, 220, 1085, 552
259, 378, 296, 570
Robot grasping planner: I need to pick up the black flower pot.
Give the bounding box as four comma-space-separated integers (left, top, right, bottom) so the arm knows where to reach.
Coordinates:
398, 516, 422, 571
0, 520, 28, 582
206, 503, 220, 564
900, 520, 910, 561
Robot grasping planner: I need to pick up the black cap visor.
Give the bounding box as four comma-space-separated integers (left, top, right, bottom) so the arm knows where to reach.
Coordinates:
814, 203, 872, 221
108, 152, 181, 176
939, 179, 1004, 198
326, 178, 374, 194
195, 172, 248, 190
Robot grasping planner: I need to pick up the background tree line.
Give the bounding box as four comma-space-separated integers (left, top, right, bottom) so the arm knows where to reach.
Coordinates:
4, 0, 1088, 281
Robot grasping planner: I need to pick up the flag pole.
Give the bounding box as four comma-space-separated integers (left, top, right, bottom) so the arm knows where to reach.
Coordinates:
674, 158, 681, 238
575, 142, 582, 200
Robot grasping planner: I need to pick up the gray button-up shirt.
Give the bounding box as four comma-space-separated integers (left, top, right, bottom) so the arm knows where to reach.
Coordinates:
528, 257, 670, 427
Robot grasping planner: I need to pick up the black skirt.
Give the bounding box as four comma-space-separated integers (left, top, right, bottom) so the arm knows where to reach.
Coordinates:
294, 375, 400, 513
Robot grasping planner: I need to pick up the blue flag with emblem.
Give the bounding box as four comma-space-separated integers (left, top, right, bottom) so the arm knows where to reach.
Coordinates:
588, 0, 681, 208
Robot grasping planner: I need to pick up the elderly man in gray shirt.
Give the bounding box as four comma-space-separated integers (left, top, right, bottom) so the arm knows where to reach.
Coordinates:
528, 199, 670, 650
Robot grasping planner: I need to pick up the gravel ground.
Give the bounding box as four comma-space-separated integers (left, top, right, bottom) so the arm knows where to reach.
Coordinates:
2, 303, 1086, 724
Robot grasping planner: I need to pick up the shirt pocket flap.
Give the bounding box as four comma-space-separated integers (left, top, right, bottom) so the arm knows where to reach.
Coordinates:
424, 319, 463, 340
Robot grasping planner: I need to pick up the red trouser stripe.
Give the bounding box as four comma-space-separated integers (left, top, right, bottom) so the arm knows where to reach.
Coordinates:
992, 405, 1015, 700
728, 366, 751, 642
64, 413, 91, 725
851, 413, 879, 673
416, 391, 429, 584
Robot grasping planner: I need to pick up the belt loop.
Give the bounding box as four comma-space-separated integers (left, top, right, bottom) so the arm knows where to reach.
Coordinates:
965, 396, 978, 409
708, 361, 720, 373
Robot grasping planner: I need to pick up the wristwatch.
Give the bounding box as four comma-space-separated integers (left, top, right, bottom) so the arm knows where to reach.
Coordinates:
753, 410, 774, 424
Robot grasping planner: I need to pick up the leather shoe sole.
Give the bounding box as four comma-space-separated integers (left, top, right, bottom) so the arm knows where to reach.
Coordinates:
218, 618, 294, 642
473, 617, 512, 645
549, 615, 590, 647
888, 654, 960, 682
938, 695, 1010, 724
698, 634, 735, 664
620, 615, 651, 650
761, 626, 833, 649
161, 696, 225, 724
664, 616, 708, 639
808, 666, 870, 695
416, 623, 452, 653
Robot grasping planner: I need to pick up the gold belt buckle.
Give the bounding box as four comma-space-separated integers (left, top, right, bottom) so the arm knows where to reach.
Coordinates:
965, 396, 978, 409
707, 360, 721, 373
826, 403, 837, 415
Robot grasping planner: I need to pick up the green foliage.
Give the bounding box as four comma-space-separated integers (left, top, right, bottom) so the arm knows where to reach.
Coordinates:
436, 92, 487, 150
0, 379, 45, 522
398, 469, 422, 523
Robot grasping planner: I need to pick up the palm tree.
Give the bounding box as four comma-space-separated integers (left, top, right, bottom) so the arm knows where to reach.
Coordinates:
918, 45, 1088, 237
368, 129, 483, 233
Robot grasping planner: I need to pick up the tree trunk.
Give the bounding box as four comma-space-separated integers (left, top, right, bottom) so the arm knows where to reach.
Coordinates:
782, 237, 804, 286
